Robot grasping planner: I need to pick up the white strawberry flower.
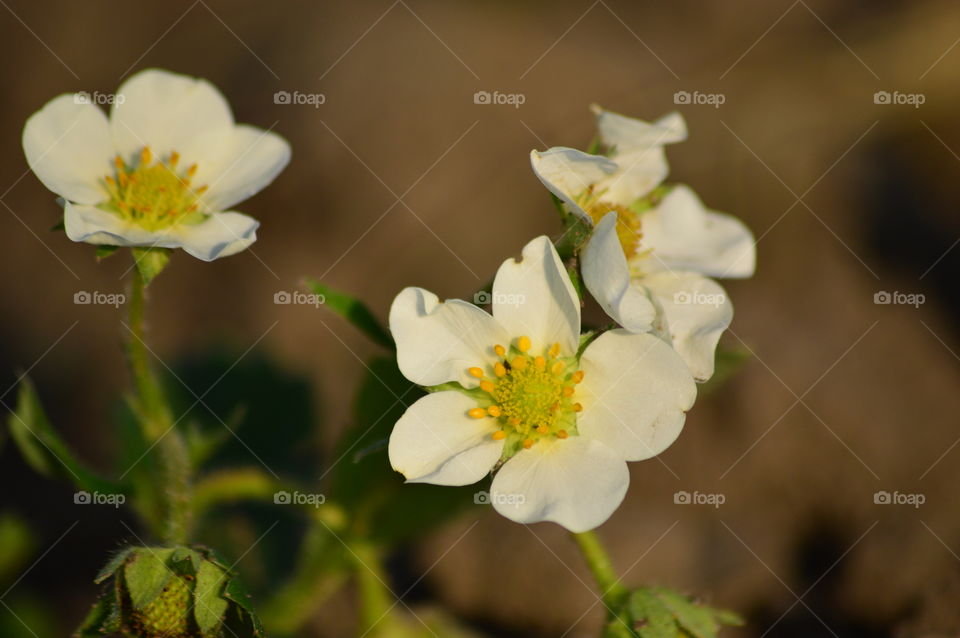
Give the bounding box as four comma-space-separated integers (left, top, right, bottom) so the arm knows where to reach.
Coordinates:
387, 236, 696, 532
22, 68, 291, 261
531, 106, 755, 381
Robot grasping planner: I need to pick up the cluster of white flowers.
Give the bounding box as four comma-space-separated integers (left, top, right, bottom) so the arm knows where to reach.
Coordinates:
22, 75, 754, 534
389, 106, 755, 532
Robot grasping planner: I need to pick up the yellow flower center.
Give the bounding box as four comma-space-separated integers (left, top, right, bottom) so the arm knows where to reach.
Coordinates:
103, 147, 208, 231
467, 336, 584, 454
575, 187, 642, 260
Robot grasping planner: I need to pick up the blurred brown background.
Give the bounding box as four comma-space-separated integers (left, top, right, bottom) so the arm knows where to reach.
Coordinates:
2, 0, 960, 636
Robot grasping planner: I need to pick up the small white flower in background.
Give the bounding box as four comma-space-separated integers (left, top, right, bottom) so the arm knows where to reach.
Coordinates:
22, 68, 291, 261
531, 105, 756, 381
387, 236, 696, 532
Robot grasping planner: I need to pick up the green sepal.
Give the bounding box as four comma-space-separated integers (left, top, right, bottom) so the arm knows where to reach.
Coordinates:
124, 548, 175, 609
131, 247, 171, 286
73, 592, 121, 637
94, 547, 135, 584
95, 245, 120, 260
305, 278, 394, 349
195, 560, 230, 634
223, 573, 265, 637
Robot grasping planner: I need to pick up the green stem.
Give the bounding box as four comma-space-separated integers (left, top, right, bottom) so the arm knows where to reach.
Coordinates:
127, 265, 192, 545
350, 542, 396, 636
572, 530, 628, 609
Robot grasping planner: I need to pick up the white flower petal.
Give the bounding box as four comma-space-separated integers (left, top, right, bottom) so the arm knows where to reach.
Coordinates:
110, 68, 234, 167
642, 272, 733, 382
637, 185, 756, 278
529, 148, 617, 221
64, 202, 257, 261
22, 94, 113, 205
174, 211, 259, 261
197, 125, 291, 211
389, 287, 510, 387
64, 202, 178, 247
389, 391, 503, 486
492, 236, 580, 356
581, 212, 656, 333
591, 105, 687, 153
577, 330, 696, 461
596, 145, 670, 205
490, 436, 629, 532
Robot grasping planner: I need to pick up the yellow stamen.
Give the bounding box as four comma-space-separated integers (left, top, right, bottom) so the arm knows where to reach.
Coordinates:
494, 344, 506, 358
511, 356, 528, 371
522, 438, 535, 449
549, 343, 560, 358
480, 380, 495, 393
140, 146, 152, 165
517, 336, 531, 353
551, 361, 565, 375
571, 370, 585, 384
536, 424, 549, 435
534, 356, 546, 370
494, 362, 507, 377
492, 430, 507, 441
557, 430, 569, 439
573, 403, 583, 412
487, 405, 502, 417
562, 386, 575, 397
468, 408, 487, 419
468, 367, 485, 378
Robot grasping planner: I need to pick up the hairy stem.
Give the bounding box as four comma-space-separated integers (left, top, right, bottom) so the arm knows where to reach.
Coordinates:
127, 265, 192, 545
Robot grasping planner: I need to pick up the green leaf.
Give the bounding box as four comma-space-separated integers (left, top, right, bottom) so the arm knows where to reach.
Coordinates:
7, 377, 120, 493
124, 548, 174, 609
602, 617, 637, 638
194, 560, 229, 633
630, 588, 677, 638
131, 247, 171, 286
95, 245, 119, 260
651, 588, 719, 638
305, 279, 393, 349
